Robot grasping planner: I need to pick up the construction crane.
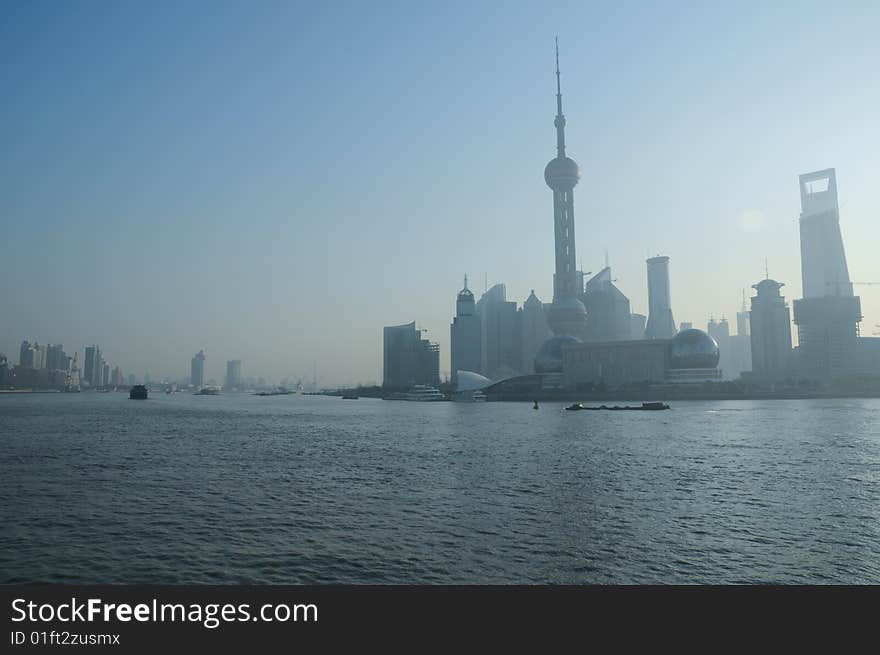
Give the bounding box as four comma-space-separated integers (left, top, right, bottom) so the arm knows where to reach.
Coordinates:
825, 280, 880, 295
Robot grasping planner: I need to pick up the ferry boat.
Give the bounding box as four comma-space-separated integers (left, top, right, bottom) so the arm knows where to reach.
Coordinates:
403, 385, 445, 401
197, 385, 221, 395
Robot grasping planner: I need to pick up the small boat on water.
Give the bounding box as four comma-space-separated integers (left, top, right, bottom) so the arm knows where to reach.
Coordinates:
197, 385, 221, 395
129, 385, 148, 400
256, 387, 294, 397
566, 401, 670, 411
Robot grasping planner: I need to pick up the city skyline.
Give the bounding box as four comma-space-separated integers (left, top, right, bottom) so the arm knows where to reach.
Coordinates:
3, 2, 879, 385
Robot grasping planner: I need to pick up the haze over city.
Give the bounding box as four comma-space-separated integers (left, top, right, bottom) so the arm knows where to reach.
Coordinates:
3, 1, 878, 385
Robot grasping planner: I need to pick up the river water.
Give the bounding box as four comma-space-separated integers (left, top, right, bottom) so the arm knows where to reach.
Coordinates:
1, 393, 878, 583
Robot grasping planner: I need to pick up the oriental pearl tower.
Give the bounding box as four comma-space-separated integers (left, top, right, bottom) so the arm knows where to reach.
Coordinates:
535, 39, 587, 374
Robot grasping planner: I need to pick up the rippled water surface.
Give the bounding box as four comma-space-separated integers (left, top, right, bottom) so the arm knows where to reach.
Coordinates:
1, 393, 879, 583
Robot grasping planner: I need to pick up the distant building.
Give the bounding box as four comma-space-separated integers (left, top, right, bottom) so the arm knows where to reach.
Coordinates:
46, 344, 69, 371
21, 342, 48, 370
476, 283, 521, 380
383, 322, 440, 389
33, 344, 47, 369
102, 363, 110, 387
83, 346, 100, 386
19, 341, 35, 368
450, 277, 482, 384
728, 301, 752, 380
707, 318, 731, 380
0, 354, 9, 387
127, 373, 138, 386
580, 267, 632, 342
855, 338, 880, 379
644, 256, 676, 339
519, 290, 551, 374
750, 279, 792, 381
111, 366, 123, 387
225, 360, 243, 391
191, 350, 206, 387
629, 313, 647, 340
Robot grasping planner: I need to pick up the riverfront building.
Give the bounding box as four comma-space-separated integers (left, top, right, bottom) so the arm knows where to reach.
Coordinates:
383, 322, 440, 389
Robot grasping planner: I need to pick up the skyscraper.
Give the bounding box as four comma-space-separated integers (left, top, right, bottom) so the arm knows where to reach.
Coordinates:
477, 283, 521, 380
225, 360, 242, 391
450, 276, 481, 383
750, 279, 792, 381
798, 169, 852, 298
535, 40, 587, 374
580, 267, 632, 342
644, 256, 676, 339
191, 350, 206, 387
520, 290, 551, 374
792, 168, 861, 381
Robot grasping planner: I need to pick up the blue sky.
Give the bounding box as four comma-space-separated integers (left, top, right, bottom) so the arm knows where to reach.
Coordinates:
2, 1, 879, 384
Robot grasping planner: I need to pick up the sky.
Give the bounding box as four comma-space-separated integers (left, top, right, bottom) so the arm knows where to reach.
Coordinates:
2, 0, 879, 385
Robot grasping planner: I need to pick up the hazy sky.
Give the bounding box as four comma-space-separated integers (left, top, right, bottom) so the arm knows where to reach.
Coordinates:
2, 1, 879, 385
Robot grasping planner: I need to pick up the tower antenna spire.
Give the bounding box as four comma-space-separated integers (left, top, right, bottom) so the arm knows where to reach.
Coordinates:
554, 36, 566, 156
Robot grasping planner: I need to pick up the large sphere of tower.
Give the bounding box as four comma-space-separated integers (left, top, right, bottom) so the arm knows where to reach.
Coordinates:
544, 155, 580, 190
